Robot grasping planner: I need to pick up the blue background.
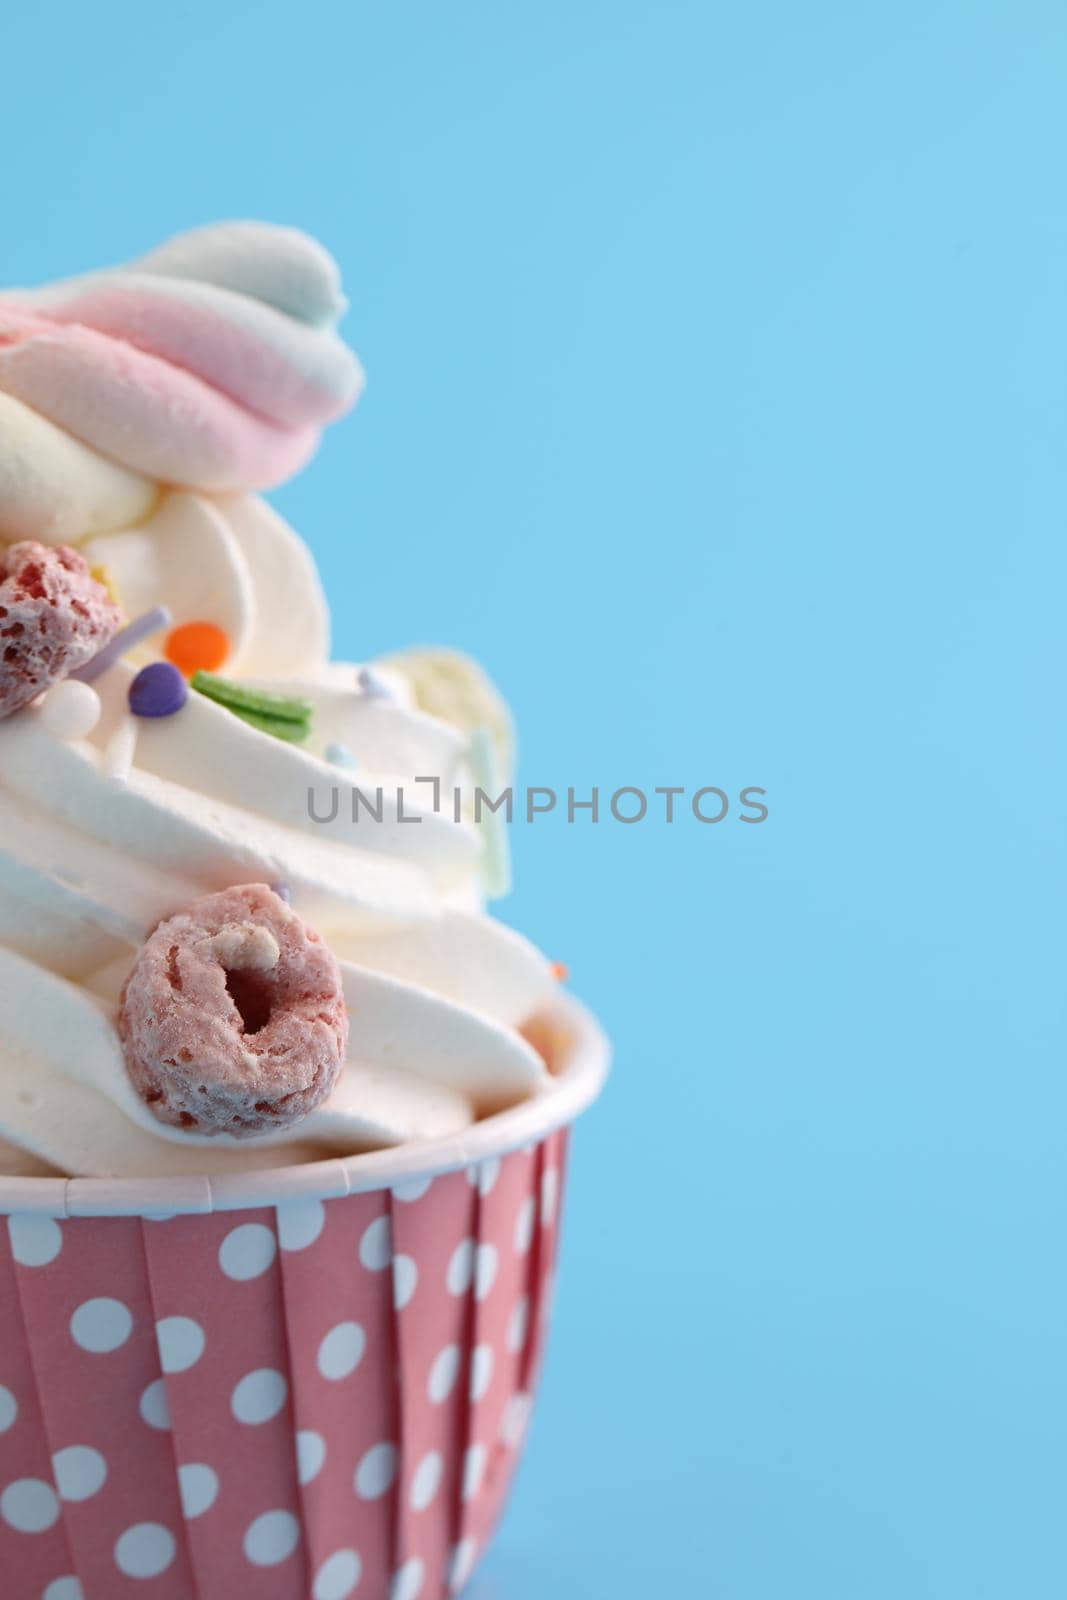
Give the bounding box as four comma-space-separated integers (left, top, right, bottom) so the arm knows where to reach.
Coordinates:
4, 3, 1066, 1594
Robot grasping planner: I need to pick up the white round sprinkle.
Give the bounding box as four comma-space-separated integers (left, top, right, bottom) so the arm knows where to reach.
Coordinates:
325, 742, 356, 769
70, 1297, 132, 1354
114, 1522, 176, 1579
358, 1215, 392, 1271
428, 1344, 461, 1404
178, 1462, 218, 1519
314, 1548, 362, 1600
7, 1214, 62, 1267
139, 1379, 170, 1432
219, 1222, 277, 1281
39, 680, 102, 742
231, 1368, 287, 1425
358, 665, 395, 700
277, 1198, 326, 1252
0, 1477, 60, 1533
296, 1429, 326, 1485
244, 1509, 300, 1567
354, 1441, 398, 1501
410, 1450, 442, 1512
317, 1321, 365, 1381
52, 1445, 107, 1502
155, 1315, 205, 1374
393, 1254, 418, 1310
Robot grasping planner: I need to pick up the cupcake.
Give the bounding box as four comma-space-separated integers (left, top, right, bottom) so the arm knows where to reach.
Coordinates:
0, 224, 608, 1600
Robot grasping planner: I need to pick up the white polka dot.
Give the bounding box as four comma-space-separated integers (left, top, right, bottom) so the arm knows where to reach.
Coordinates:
393, 1254, 418, 1310
475, 1157, 500, 1196
0, 1385, 17, 1433
428, 1343, 460, 1403
358, 1215, 392, 1271
541, 1167, 559, 1226
354, 1441, 397, 1500
317, 1321, 365, 1381
177, 1463, 218, 1519
462, 1442, 488, 1502
43, 1579, 83, 1600
469, 1344, 494, 1402
219, 1222, 276, 1281
447, 1538, 478, 1593
410, 1450, 442, 1512
52, 1446, 107, 1502
276, 1198, 325, 1252
232, 1368, 287, 1425
139, 1379, 170, 1431
7, 1215, 62, 1267
499, 1391, 533, 1448
446, 1238, 475, 1296
514, 1196, 536, 1255
155, 1315, 205, 1374
391, 1558, 425, 1600
507, 1296, 530, 1355
70, 1297, 132, 1354
313, 1548, 362, 1600
296, 1429, 326, 1485
474, 1244, 498, 1302
0, 1477, 59, 1532
392, 1176, 433, 1203
114, 1522, 176, 1579
244, 1509, 300, 1567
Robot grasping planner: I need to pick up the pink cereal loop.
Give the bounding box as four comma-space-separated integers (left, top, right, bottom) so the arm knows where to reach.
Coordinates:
118, 884, 348, 1137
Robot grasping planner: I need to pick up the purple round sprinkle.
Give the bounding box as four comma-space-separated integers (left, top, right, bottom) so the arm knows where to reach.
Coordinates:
270, 882, 292, 903
128, 661, 188, 719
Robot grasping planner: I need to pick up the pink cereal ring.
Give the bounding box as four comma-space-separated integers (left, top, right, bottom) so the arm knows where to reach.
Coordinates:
0, 541, 121, 719
118, 883, 349, 1137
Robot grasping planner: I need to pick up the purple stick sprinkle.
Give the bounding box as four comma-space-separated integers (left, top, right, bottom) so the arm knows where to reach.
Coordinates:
73, 605, 173, 684
270, 882, 292, 903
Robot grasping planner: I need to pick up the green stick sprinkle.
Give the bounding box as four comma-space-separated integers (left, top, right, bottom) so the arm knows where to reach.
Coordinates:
191, 672, 313, 743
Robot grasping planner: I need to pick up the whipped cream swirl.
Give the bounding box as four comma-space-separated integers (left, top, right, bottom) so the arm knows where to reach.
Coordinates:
0, 224, 555, 1179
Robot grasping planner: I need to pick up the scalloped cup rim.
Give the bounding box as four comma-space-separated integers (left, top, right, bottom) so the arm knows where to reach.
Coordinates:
0, 991, 609, 1217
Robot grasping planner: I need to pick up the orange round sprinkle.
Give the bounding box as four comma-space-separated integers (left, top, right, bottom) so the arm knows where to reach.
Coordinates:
165, 621, 230, 678
550, 961, 569, 983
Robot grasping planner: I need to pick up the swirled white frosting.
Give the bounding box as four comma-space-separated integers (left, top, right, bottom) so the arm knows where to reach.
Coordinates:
0, 224, 556, 1178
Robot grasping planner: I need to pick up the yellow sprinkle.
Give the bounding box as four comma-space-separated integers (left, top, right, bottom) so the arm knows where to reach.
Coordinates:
90, 564, 123, 614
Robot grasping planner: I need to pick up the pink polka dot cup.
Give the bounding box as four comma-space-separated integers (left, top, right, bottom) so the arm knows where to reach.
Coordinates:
0, 996, 607, 1600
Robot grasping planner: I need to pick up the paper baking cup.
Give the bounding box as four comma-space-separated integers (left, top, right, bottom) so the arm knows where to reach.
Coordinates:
0, 993, 608, 1600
